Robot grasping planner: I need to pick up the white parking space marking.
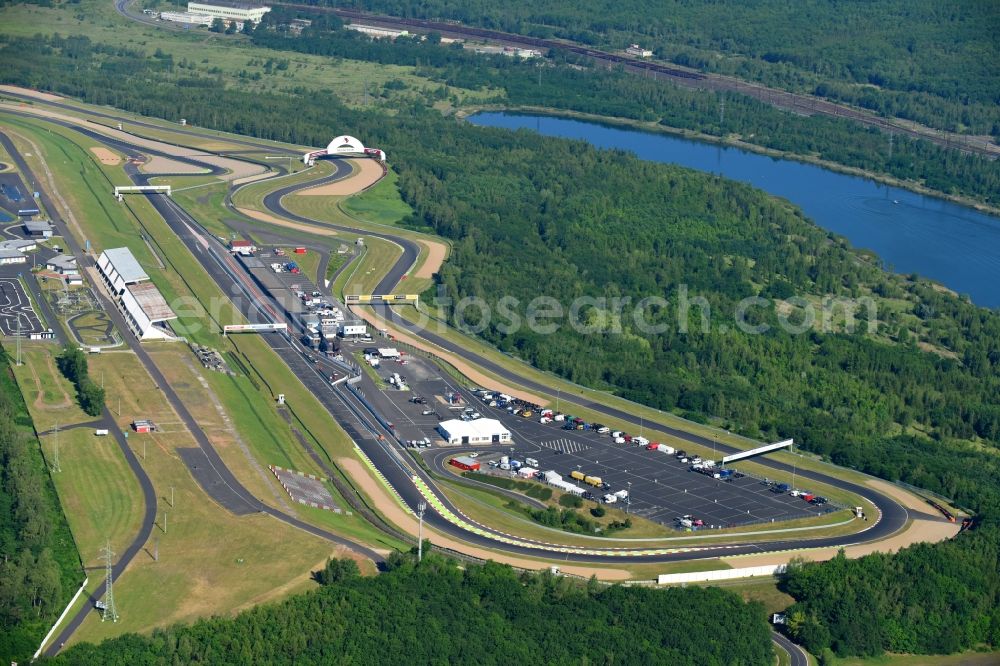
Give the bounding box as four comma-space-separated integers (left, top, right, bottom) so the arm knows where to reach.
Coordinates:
539, 438, 590, 454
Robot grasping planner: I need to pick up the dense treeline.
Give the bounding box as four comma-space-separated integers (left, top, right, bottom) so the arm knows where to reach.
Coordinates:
4, 33, 1000, 508
3, 34, 1000, 658
56, 346, 105, 416
246, 18, 1000, 207
781, 523, 1000, 658
319, 0, 1000, 134
48, 556, 774, 665
0, 350, 81, 664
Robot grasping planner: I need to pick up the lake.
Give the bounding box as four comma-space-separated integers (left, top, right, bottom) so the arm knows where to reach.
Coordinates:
469, 112, 1000, 309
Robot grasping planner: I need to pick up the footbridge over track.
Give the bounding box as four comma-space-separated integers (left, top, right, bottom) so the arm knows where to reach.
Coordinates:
114, 185, 171, 200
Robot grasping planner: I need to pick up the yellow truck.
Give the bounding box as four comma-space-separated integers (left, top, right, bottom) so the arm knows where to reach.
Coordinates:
570, 470, 586, 481
584, 475, 603, 487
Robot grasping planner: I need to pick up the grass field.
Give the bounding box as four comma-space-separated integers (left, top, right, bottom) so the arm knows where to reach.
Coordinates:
334, 234, 403, 295
339, 169, 413, 225
0, 0, 499, 108
38, 427, 144, 571
833, 651, 1000, 666
67, 349, 345, 646
10, 344, 92, 432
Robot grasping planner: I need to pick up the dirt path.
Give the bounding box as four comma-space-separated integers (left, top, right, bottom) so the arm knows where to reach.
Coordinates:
337, 456, 630, 580
348, 308, 545, 405
298, 159, 384, 196
89, 146, 121, 165
24, 353, 73, 411
413, 238, 448, 279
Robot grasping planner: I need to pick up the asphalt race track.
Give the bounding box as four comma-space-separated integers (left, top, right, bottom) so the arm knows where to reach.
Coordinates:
1, 101, 923, 569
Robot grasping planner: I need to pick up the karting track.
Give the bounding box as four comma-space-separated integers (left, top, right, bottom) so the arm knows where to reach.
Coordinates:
0, 277, 44, 336
1, 102, 920, 568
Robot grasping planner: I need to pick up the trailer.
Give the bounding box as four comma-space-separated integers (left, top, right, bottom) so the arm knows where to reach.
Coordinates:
584, 475, 603, 487
656, 444, 675, 454
570, 470, 586, 482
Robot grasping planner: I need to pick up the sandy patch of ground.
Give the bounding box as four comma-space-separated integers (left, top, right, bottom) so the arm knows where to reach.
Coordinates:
0, 85, 63, 102
3, 103, 266, 182
347, 308, 546, 405
235, 206, 340, 237
89, 146, 120, 165
140, 155, 208, 174
864, 478, 937, 514
233, 170, 278, 187
337, 456, 630, 580
199, 155, 266, 182
413, 239, 448, 279
721, 519, 961, 570
297, 159, 385, 196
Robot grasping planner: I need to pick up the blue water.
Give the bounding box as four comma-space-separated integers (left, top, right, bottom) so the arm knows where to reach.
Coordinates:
469, 112, 1000, 309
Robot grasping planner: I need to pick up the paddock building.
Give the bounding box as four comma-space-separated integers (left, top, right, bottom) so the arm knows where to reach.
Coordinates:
96, 247, 177, 341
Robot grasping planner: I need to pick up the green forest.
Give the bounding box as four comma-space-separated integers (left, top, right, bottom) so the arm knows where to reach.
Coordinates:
326, 0, 1000, 135
781, 523, 1000, 658
0, 349, 81, 664
46, 555, 774, 665
249, 11, 1000, 207
2, 27, 1000, 660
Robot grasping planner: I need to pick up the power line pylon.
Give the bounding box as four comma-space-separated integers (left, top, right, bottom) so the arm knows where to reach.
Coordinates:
51, 422, 61, 473
100, 539, 119, 622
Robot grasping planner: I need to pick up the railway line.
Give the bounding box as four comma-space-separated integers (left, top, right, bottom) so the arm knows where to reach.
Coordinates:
278, 4, 998, 159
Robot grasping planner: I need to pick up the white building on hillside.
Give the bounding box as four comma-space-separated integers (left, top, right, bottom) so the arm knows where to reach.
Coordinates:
160, 11, 213, 26
187, 0, 270, 24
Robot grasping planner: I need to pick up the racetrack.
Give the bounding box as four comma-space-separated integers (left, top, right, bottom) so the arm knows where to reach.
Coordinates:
3, 94, 955, 570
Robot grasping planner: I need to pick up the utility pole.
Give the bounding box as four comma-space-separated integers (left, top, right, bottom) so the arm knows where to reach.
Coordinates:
52, 422, 61, 473
162, 511, 167, 534
153, 535, 158, 562
626, 481, 632, 514
100, 539, 119, 622
416, 501, 426, 562
15, 318, 22, 366
170, 486, 175, 507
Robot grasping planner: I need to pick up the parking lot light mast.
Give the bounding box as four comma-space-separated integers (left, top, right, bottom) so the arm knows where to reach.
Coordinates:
626, 481, 632, 514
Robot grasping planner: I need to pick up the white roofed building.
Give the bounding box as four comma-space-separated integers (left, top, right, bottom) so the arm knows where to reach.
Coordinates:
437, 418, 511, 445
187, 0, 270, 24
45, 255, 78, 275
96, 247, 177, 341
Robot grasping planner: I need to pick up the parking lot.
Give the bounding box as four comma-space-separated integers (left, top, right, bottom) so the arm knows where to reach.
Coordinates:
351, 344, 837, 530
0, 277, 44, 337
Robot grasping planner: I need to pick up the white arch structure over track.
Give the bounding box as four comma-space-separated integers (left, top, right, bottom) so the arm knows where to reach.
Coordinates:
303, 135, 386, 164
